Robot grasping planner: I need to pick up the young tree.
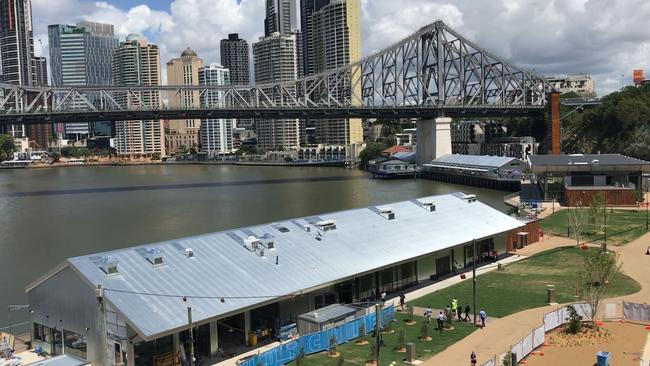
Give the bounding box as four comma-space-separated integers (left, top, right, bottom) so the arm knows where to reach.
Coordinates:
581, 249, 620, 322
407, 304, 414, 322
564, 305, 583, 334
0, 133, 16, 162
358, 322, 366, 343
420, 321, 430, 339
328, 335, 338, 356
396, 328, 406, 350
367, 339, 378, 363
295, 344, 305, 366
337, 353, 345, 366
568, 203, 589, 246
589, 192, 607, 234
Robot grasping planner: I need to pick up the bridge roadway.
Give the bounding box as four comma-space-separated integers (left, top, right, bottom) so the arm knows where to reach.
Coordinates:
0, 105, 545, 125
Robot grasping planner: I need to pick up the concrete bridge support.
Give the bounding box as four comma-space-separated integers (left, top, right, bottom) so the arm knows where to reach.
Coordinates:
416, 117, 452, 165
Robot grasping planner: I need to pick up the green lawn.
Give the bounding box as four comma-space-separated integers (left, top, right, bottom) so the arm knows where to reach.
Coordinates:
540, 209, 649, 246
289, 313, 476, 365
409, 247, 640, 318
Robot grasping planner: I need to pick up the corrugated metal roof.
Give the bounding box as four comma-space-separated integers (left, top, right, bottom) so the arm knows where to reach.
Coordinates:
530, 154, 650, 166
25, 355, 88, 366
392, 151, 416, 162
431, 154, 520, 169
52, 193, 522, 340
298, 304, 359, 323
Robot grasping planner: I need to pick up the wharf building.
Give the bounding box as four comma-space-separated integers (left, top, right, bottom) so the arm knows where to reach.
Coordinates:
220, 33, 253, 130
253, 32, 301, 151
0, 0, 35, 138
199, 63, 236, 156
48, 22, 119, 141
112, 34, 165, 157
165, 48, 203, 155
451, 121, 539, 161
27, 193, 528, 365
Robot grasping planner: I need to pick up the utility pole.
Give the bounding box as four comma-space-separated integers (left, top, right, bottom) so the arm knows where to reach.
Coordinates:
188, 306, 195, 366
603, 206, 607, 252
374, 303, 381, 364
472, 239, 477, 325
646, 200, 648, 231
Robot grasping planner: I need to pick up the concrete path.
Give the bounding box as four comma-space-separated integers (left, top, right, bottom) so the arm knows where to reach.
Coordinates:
422, 232, 650, 366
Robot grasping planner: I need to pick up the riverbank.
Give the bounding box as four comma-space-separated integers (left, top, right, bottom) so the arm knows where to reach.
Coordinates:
0, 160, 352, 170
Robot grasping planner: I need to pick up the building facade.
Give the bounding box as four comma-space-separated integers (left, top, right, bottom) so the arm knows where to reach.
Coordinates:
165, 48, 203, 155
545, 74, 596, 97
48, 22, 119, 139
220, 33, 252, 130
26, 56, 50, 148
253, 32, 301, 150
112, 34, 164, 157
309, 0, 363, 146
265, 0, 297, 36
451, 121, 539, 160
0, 0, 35, 138
299, 0, 330, 77
199, 63, 236, 156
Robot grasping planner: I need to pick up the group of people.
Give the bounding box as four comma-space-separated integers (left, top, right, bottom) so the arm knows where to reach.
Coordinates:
423, 298, 488, 330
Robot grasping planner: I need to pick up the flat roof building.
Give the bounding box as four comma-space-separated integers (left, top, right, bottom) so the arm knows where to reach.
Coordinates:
529, 154, 650, 206
423, 154, 527, 190
27, 193, 523, 365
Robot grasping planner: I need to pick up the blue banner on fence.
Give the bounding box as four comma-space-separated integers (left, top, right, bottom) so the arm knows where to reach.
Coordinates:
240, 305, 395, 366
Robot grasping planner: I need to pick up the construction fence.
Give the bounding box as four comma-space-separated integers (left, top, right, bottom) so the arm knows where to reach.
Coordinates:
239, 305, 395, 366
480, 302, 650, 366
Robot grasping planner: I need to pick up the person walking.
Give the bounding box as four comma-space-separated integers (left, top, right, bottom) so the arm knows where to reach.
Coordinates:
456, 301, 463, 321
399, 293, 405, 312
451, 298, 459, 320
425, 306, 433, 323
436, 311, 445, 333
479, 308, 487, 328
470, 351, 477, 365
464, 303, 471, 322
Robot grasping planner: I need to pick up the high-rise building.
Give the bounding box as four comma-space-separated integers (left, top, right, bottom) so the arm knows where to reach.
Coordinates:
253, 32, 301, 150
26, 56, 50, 148
112, 34, 164, 157
0, 0, 35, 138
220, 33, 252, 130
48, 22, 119, 139
299, 0, 329, 77
309, 0, 362, 146
165, 47, 202, 154
265, 0, 298, 36
199, 63, 236, 156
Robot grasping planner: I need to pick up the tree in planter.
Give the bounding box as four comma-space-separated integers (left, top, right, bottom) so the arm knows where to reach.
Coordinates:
328, 335, 338, 356
444, 307, 453, 329
396, 328, 406, 351
358, 322, 367, 344
588, 192, 607, 234
337, 353, 345, 366
420, 321, 430, 340
581, 249, 620, 322
502, 351, 513, 366
407, 305, 415, 323
568, 203, 589, 246
367, 339, 378, 364
564, 305, 584, 334
295, 344, 305, 366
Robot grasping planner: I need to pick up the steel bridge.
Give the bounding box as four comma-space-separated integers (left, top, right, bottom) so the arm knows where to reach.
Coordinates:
0, 21, 551, 125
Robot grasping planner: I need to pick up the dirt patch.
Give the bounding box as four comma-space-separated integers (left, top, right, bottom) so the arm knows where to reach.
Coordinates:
546, 325, 611, 347
355, 340, 369, 346
524, 322, 649, 366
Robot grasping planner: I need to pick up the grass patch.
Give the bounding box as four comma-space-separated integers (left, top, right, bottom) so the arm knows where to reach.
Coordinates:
288, 313, 476, 365
540, 209, 649, 246
409, 247, 640, 318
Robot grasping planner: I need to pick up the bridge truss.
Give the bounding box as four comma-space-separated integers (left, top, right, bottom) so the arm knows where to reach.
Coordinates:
0, 21, 551, 124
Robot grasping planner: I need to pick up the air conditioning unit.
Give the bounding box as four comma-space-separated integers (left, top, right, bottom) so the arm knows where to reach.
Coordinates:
256, 248, 265, 258
264, 240, 275, 250
148, 252, 164, 266
422, 202, 436, 212
379, 207, 395, 220
244, 236, 260, 252
316, 220, 337, 232
184, 248, 194, 258
461, 194, 477, 203
102, 257, 119, 275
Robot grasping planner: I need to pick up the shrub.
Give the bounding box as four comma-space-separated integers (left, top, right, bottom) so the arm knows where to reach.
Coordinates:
397, 328, 406, 349
358, 322, 366, 342
565, 305, 583, 334
328, 335, 338, 355
420, 321, 430, 339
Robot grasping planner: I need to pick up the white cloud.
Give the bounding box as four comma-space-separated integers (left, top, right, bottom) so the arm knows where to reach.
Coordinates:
32, 0, 650, 96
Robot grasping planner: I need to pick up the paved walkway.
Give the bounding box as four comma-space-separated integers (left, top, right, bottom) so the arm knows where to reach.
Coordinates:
422, 232, 650, 366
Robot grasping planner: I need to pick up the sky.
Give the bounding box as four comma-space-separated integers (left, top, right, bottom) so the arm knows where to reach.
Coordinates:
32, 0, 650, 96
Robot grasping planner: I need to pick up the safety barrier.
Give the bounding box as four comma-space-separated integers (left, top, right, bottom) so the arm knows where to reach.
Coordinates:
239, 305, 395, 366
481, 302, 648, 366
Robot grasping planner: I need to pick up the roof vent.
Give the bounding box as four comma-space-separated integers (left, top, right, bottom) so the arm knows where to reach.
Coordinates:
256, 247, 265, 258
422, 202, 436, 212
264, 240, 275, 250
147, 250, 164, 266
244, 236, 261, 252
461, 194, 477, 203
184, 248, 194, 258
303, 224, 311, 233
379, 207, 395, 220
101, 257, 119, 275
592, 159, 599, 165
316, 220, 337, 232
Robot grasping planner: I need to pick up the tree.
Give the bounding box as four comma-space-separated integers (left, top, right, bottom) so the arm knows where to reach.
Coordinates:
564, 305, 583, 334
358, 142, 387, 168
358, 322, 366, 343
420, 321, 430, 339
151, 153, 161, 161
407, 304, 414, 322
367, 339, 377, 363
588, 192, 607, 234
581, 249, 620, 322
0, 133, 15, 162
50, 152, 61, 162
295, 344, 305, 366
568, 204, 589, 246
328, 335, 338, 356
396, 328, 406, 350
235, 144, 257, 156
337, 353, 345, 366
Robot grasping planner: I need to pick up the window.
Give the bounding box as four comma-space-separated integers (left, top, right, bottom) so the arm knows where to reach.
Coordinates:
63, 329, 87, 360
33, 323, 52, 343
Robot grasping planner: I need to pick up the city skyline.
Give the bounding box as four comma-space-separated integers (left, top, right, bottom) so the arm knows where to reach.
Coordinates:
27, 0, 650, 96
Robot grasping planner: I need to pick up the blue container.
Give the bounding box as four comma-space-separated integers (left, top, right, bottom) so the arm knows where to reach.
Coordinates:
597, 351, 610, 366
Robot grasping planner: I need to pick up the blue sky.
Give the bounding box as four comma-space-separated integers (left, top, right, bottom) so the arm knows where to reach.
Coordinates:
109, 0, 170, 11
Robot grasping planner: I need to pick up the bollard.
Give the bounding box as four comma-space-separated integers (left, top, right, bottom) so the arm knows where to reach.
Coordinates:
547, 285, 556, 304
406, 342, 416, 363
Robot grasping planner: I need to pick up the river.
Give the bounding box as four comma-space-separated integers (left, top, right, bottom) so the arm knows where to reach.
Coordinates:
0, 164, 508, 328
